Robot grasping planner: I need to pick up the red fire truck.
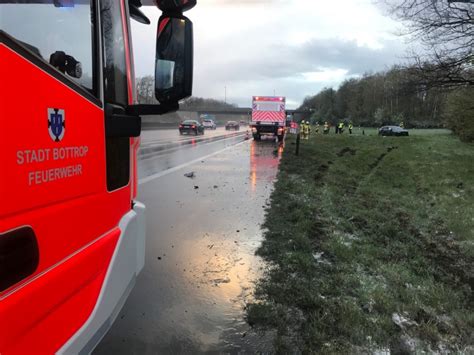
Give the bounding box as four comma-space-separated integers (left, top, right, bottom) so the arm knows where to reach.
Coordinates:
250, 96, 286, 142
0, 0, 195, 353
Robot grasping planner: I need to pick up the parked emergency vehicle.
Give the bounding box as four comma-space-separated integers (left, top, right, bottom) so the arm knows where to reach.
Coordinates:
0, 0, 195, 353
250, 96, 286, 142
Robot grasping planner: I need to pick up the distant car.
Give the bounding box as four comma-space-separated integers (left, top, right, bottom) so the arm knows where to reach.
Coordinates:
202, 118, 217, 130
179, 120, 205, 135
379, 126, 409, 136
239, 120, 248, 126
225, 121, 240, 131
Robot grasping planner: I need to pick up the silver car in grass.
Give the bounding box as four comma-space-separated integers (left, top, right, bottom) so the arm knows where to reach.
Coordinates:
379, 126, 409, 136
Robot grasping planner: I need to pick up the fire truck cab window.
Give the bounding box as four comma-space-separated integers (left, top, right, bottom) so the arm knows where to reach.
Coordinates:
0, 1, 94, 93
100, 0, 130, 191
101, 0, 128, 106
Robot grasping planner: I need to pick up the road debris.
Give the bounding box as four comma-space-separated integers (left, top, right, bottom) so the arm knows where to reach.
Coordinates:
184, 171, 196, 178
391, 313, 418, 330
312, 252, 324, 261
213, 277, 231, 285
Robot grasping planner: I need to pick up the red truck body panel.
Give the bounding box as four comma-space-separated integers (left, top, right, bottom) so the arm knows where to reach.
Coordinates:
0, 0, 135, 351
251, 96, 286, 126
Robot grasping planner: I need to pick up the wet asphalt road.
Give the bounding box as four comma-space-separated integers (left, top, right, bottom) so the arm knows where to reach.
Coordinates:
140, 127, 243, 146
94, 130, 283, 354
138, 129, 250, 182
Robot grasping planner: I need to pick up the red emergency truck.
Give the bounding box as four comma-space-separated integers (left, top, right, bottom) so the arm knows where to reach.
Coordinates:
250, 96, 286, 142
0, 0, 195, 353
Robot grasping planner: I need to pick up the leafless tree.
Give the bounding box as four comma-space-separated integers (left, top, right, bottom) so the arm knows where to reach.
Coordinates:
136, 75, 157, 104
386, 0, 473, 87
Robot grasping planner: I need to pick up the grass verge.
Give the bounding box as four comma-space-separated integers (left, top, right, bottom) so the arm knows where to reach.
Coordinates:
247, 130, 474, 353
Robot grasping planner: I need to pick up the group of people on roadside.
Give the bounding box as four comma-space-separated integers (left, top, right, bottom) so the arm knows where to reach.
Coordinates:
299, 121, 354, 138
332, 121, 354, 134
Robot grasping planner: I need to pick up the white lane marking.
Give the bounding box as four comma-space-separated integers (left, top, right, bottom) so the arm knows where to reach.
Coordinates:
140, 131, 247, 148
138, 133, 248, 161
138, 140, 249, 185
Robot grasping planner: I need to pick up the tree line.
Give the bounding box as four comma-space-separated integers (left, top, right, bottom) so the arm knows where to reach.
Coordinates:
298, 0, 473, 142
297, 66, 449, 128
297, 67, 473, 141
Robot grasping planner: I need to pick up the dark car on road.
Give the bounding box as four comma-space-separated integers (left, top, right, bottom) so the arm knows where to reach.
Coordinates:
225, 121, 240, 131
179, 120, 205, 135
379, 126, 409, 136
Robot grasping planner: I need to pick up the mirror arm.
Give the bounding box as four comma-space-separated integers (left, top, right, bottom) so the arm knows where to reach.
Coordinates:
126, 102, 180, 116
130, 4, 151, 24
161, 10, 184, 18
156, 0, 196, 13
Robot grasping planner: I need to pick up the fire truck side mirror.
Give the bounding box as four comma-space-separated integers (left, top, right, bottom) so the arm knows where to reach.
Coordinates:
155, 15, 193, 105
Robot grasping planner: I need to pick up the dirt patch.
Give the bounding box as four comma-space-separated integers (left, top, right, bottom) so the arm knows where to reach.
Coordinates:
337, 147, 357, 157
424, 232, 474, 288
369, 153, 387, 169
314, 164, 330, 181
368, 147, 398, 170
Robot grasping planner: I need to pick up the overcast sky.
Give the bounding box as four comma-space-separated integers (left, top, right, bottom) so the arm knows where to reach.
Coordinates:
133, 0, 409, 109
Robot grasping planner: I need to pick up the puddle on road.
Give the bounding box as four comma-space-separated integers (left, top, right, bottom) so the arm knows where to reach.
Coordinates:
95, 140, 283, 354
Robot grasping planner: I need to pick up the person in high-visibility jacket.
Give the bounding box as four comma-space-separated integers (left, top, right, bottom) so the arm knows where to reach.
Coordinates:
324, 121, 329, 134
348, 122, 353, 135
300, 121, 307, 139
400, 121, 405, 129
338, 122, 344, 134
302, 121, 310, 139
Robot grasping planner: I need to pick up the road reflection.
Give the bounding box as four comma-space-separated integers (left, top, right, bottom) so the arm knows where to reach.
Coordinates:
95, 140, 282, 354
250, 140, 284, 193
